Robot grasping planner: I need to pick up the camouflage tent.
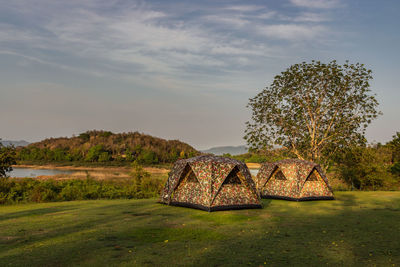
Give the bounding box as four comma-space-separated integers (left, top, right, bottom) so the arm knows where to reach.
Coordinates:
255, 159, 334, 201
160, 155, 262, 211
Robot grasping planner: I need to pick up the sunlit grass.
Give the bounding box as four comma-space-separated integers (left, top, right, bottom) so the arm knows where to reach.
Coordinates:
1, 192, 400, 266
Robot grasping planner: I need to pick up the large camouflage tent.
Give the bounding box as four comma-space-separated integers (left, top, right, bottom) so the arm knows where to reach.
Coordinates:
160, 155, 262, 211
255, 159, 334, 201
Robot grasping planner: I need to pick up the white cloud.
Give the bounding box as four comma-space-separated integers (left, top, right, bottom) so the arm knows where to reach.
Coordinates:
223, 5, 265, 12
0, 0, 335, 88
255, 11, 278, 20
258, 24, 326, 41
0, 23, 41, 43
290, 0, 341, 9
2, 2, 285, 83
203, 15, 249, 27
293, 12, 330, 22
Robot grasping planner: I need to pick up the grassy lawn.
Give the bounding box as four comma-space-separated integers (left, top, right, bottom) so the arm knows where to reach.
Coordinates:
1, 192, 400, 266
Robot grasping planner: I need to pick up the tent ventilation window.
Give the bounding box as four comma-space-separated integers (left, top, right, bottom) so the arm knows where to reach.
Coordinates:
274, 170, 286, 180
181, 165, 199, 184
306, 171, 319, 181
186, 170, 199, 183
224, 167, 242, 184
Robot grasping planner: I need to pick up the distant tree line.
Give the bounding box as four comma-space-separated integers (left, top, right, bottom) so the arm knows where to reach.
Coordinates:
223, 148, 295, 163
16, 130, 198, 165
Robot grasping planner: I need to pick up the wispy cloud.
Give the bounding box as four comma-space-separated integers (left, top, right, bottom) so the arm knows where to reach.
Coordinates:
290, 0, 341, 9
1, 0, 372, 148
223, 5, 265, 12
257, 24, 326, 41
203, 15, 250, 27
293, 12, 330, 22
0, 0, 336, 89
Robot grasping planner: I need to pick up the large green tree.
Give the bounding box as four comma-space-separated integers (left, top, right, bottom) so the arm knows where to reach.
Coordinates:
0, 140, 17, 177
245, 60, 380, 169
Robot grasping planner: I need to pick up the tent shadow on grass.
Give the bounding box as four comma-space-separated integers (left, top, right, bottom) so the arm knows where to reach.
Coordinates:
0, 193, 399, 266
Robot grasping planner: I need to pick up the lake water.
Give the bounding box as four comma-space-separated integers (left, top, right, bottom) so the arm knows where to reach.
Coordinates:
7, 167, 259, 178
8, 167, 74, 178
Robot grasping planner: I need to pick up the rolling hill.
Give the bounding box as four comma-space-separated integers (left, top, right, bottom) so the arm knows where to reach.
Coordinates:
17, 130, 199, 164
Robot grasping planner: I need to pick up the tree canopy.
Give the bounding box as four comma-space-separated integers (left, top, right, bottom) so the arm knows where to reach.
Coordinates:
16, 130, 198, 164
245, 60, 380, 168
0, 141, 17, 177
387, 132, 400, 163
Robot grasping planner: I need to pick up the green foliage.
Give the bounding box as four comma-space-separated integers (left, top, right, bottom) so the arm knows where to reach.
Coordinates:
78, 132, 90, 142
85, 145, 107, 162
187, 150, 196, 158
130, 161, 150, 180
245, 60, 380, 169
387, 132, 400, 164
0, 142, 17, 177
391, 162, 400, 176
387, 133, 400, 177
16, 130, 198, 165
137, 150, 159, 165
245, 154, 269, 163
53, 148, 67, 161
100, 131, 113, 138
169, 148, 179, 162
226, 153, 268, 163
0, 175, 164, 205
128, 161, 163, 198
98, 152, 111, 162
124, 150, 135, 162
335, 145, 396, 190
227, 148, 295, 163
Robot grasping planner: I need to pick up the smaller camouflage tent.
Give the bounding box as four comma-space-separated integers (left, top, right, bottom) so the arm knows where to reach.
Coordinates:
255, 159, 334, 201
160, 155, 262, 211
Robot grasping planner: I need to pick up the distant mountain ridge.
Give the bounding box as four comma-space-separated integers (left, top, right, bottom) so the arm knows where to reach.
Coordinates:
0, 140, 30, 147
201, 145, 248, 156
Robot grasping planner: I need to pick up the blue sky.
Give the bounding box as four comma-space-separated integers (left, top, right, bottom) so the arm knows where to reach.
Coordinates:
0, 0, 399, 150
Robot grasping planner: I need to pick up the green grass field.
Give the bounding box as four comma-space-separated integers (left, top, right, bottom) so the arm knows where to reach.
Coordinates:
1, 192, 400, 266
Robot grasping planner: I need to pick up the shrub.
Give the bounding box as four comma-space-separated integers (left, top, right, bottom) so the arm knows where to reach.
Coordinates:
98, 152, 111, 162
335, 145, 396, 190
129, 161, 163, 198
0, 167, 165, 205
137, 150, 159, 165
390, 162, 400, 177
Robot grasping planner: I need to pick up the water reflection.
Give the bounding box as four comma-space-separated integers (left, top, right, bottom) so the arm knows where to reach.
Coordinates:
8, 168, 74, 178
